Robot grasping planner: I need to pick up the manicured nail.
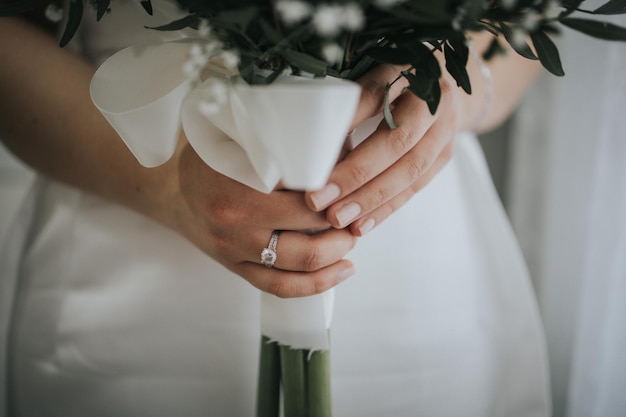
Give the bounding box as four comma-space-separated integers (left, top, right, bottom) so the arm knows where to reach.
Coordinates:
336, 202, 361, 227
358, 218, 375, 236
337, 265, 355, 282
310, 183, 340, 210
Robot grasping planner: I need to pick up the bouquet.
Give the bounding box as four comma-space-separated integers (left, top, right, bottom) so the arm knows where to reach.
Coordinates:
3, 1, 625, 416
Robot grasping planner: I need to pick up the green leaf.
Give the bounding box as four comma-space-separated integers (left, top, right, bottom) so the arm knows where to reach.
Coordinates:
59, 0, 83, 47
594, 0, 626, 14
0, 0, 47, 16
560, 17, 626, 41
383, 83, 397, 129
281, 49, 328, 76
530, 31, 565, 76
95, 0, 110, 21
501, 25, 539, 60
366, 45, 416, 65
444, 41, 471, 94
148, 14, 199, 31
403, 70, 441, 114
140, 0, 153, 15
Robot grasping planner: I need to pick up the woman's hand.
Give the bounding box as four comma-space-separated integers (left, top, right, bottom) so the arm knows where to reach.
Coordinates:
166, 138, 357, 298
305, 64, 462, 236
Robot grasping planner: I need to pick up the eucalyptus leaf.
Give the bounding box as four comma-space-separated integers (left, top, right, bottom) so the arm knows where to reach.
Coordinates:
383, 84, 397, 129
148, 14, 199, 31
444, 42, 471, 94
501, 25, 539, 60
282, 49, 328, 76
594, 0, 626, 14
530, 30, 565, 76
59, 0, 83, 48
560, 17, 626, 41
96, 0, 111, 21
140, 0, 153, 15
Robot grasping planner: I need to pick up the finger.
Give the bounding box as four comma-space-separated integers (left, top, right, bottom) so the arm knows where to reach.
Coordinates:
326, 113, 455, 229
347, 141, 454, 236
249, 229, 357, 272
306, 91, 434, 212
236, 259, 356, 298
350, 64, 409, 130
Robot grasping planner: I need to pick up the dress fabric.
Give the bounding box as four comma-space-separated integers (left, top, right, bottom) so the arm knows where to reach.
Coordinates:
508, 10, 626, 417
3, 2, 550, 416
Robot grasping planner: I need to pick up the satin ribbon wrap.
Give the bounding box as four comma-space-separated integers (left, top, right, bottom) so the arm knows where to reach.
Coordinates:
90, 42, 361, 350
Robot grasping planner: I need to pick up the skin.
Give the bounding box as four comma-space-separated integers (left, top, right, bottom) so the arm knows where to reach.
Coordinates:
0, 17, 541, 298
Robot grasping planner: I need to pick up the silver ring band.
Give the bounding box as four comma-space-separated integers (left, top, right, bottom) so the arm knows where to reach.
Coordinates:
261, 232, 279, 268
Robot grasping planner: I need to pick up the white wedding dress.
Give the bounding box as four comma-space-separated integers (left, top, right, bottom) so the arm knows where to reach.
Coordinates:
1, 2, 550, 416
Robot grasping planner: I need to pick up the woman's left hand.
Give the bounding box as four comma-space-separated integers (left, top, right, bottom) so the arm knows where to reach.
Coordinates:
305, 63, 464, 236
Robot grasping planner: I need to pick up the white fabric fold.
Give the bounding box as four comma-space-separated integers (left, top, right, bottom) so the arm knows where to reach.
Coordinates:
90, 41, 361, 350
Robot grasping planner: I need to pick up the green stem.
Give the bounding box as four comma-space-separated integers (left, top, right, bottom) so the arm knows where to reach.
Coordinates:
307, 349, 332, 417
256, 336, 281, 417
280, 346, 308, 417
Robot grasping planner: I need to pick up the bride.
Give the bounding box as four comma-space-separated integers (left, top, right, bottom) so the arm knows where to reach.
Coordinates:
0, 1, 550, 416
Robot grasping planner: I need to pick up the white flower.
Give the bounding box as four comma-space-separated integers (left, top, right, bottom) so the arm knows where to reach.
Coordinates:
543, 0, 562, 19
275, 0, 312, 24
321, 43, 344, 64
341, 4, 365, 32
313, 5, 345, 37
313, 3, 365, 37
500, 0, 518, 10
219, 50, 240, 70
198, 79, 229, 117
198, 19, 211, 38
45, 3, 64, 23
510, 26, 528, 49
521, 9, 540, 31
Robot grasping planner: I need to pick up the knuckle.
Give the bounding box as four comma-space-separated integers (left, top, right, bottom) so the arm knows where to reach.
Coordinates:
405, 153, 430, 182
207, 197, 238, 227
368, 186, 389, 209
388, 125, 415, 157
299, 245, 324, 272
346, 162, 371, 186
358, 78, 386, 110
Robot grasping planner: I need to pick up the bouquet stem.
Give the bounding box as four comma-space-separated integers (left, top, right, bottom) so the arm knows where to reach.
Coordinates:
256, 336, 332, 417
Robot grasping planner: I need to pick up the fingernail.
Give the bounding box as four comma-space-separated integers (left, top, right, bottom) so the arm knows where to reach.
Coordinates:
337, 265, 355, 282
336, 202, 361, 227
358, 218, 375, 236
310, 183, 340, 210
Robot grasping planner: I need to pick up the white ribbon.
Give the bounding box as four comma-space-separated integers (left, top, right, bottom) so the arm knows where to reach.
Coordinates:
90, 42, 361, 350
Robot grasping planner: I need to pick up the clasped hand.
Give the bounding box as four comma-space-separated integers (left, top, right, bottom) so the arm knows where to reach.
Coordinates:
171, 64, 463, 298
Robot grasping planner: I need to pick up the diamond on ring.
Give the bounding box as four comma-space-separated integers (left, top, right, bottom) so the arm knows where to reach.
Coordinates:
261, 232, 279, 268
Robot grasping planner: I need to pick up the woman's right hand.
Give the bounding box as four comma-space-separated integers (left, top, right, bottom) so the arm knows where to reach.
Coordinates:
163, 138, 358, 298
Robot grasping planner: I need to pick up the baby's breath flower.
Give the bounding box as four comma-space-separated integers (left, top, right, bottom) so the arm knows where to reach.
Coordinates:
341, 4, 365, 32
313, 3, 365, 37
275, 0, 312, 24
521, 9, 540, 31
198, 79, 229, 117
45, 3, 64, 23
313, 5, 345, 37
219, 50, 240, 70
321, 43, 344, 65
510, 26, 528, 49
543, 0, 562, 19
499, 0, 518, 10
